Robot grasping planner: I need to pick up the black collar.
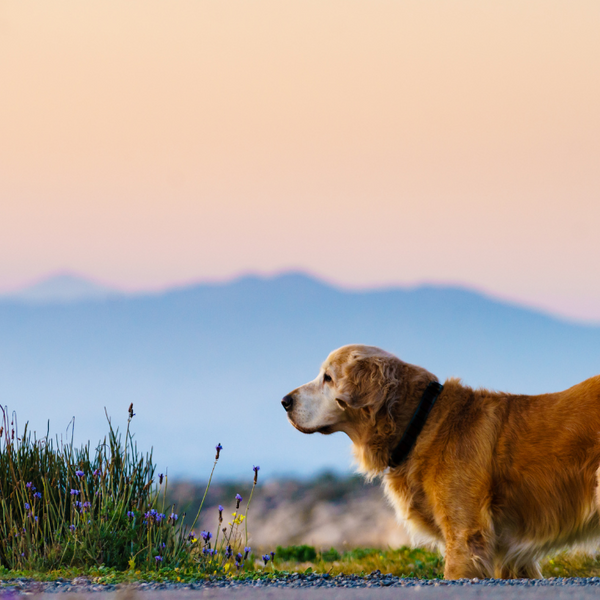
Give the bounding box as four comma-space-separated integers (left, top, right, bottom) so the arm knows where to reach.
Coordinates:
388, 380, 444, 468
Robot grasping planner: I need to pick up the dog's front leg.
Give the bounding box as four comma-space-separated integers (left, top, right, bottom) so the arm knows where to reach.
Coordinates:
443, 528, 494, 580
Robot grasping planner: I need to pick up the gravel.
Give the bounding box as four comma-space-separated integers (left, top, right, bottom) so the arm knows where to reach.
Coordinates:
3, 571, 600, 595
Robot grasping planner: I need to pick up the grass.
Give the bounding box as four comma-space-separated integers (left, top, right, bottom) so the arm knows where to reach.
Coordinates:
268, 546, 600, 579
0, 405, 264, 576
3, 548, 600, 582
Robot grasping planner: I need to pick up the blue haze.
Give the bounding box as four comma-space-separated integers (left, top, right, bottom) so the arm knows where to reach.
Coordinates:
0, 273, 598, 480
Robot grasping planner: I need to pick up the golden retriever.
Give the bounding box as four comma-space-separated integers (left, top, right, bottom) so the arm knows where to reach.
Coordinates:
281, 344, 600, 579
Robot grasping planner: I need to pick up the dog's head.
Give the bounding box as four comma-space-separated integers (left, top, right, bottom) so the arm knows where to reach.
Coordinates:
282, 344, 409, 436
281, 344, 437, 473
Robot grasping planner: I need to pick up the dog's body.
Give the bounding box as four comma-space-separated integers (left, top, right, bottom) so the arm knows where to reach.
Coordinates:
281, 344, 600, 579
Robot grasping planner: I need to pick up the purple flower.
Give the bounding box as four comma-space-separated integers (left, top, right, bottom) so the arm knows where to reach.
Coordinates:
270, 551, 275, 561
262, 554, 270, 565
26, 482, 33, 489
127, 511, 135, 520
156, 513, 166, 523
244, 546, 251, 560
236, 552, 243, 561
34, 516, 38, 522
225, 545, 233, 558
75, 470, 84, 478
24, 503, 30, 510
169, 512, 178, 521
33, 492, 42, 500
253, 465, 260, 483
235, 560, 241, 569
70, 489, 79, 496
218, 504, 224, 512
82, 501, 91, 510
155, 555, 162, 563
201, 530, 212, 542
69, 524, 76, 532
75, 501, 82, 509
93, 469, 101, 477
235, 493, 242, 508
215, 443, 223, 460
188, 531, 196, 541
144, 508, 158, 521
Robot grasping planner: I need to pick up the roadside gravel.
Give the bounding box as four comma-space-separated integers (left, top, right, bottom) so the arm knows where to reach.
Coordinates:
3, 572, 600, 597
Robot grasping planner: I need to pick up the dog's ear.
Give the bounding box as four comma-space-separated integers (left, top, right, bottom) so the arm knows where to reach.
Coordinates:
336, 355, 401, 411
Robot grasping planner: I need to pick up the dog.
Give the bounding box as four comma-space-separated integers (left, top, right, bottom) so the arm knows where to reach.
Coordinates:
281, 344, 600, 579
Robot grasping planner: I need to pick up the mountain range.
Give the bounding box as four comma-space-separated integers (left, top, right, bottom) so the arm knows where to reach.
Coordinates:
0, 273, 598, 480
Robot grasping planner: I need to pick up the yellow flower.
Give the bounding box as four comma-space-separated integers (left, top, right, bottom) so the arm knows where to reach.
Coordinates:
224, 563, 230, 572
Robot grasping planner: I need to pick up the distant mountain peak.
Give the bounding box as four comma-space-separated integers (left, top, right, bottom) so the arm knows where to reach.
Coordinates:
3, 272, 121, 304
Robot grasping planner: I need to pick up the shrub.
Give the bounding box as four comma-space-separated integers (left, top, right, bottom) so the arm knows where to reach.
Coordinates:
275, 545, 317, 563
321, 547, 341, 562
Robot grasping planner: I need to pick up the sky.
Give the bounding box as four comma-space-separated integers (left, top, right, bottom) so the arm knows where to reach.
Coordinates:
1, 0, 599, 322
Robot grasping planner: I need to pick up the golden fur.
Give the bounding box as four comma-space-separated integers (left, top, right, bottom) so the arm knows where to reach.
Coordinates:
282, 344, 600, 579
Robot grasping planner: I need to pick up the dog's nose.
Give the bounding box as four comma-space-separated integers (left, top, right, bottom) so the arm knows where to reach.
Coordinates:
281, 394, 294, 412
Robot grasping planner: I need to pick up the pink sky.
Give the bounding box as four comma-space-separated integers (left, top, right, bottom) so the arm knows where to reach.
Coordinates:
1, 0, 599, 321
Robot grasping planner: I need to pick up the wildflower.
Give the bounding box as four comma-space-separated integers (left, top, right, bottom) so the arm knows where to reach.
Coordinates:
270, 551, 275, 562
155, 555, 162, 563
70, 489, 80, 496
201, 530, 212, 542
235, 560, 241, 569
127, 511, 135, 520
33, 492, 42, 500
93, 469, 101, 477
215, 443, 222, 460
26, 482, 33, 489
128, 403, 135, 419
253, 465, 260, 484
34, 516, 38, 522
144, 508, 158, 522
156, 512, 166, 524
218, 505, 223, 523
159, 473, 164, 485
236, 552, 243, 562
82, 501, 91, 511
187, 531, 196, 541
75, 470, 84, 478
262, 554, 270, 565
169, 512, 178, 525
69, 524, 76, 532
244, 546, 251, 560
75, 501, 82, 509
235, 493, 242, 509
161, 542, 166, 549
225, 545, 233, 558
24, 503, 30, 510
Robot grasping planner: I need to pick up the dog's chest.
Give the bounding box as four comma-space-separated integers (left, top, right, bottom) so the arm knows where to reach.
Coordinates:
383, 472, 443, 547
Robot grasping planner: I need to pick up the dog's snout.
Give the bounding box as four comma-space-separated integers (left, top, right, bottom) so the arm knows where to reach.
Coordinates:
281, 394, 294, 412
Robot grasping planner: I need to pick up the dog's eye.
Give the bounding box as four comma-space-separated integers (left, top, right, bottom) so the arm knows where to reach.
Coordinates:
323, 373, 332, 383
